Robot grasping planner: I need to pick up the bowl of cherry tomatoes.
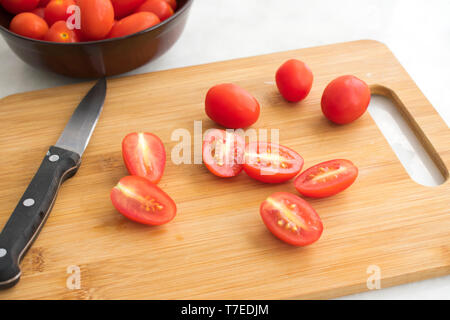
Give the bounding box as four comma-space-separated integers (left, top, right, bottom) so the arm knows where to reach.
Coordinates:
0, 0, 193, 78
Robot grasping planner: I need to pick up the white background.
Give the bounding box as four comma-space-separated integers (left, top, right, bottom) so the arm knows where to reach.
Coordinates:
0, 0, 449, 299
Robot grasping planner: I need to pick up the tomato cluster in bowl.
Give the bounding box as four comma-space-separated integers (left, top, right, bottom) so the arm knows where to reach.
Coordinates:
2, 0, 177, 42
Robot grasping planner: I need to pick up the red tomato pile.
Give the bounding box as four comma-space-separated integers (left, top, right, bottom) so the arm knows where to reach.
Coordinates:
2, 0, 177, 42
202, 59, 370, 246
110, 132, 177, 226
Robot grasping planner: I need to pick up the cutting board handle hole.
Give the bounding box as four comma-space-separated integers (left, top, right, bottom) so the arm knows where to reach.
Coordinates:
368, 85, 447, 186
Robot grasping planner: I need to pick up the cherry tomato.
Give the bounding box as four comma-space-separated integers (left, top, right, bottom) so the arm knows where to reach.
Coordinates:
205, 83, 260, 129
162, 0, 176, 10
110, 0, 145, 19
44, 0, 75, 26
260, 192, 323, 246
108, 12, 160, 39
44, 20, 78, 42
294, 159, 358, 198
111, 176, 176, 226
276, 59, 313, 102
321, 75, 371, 124
10, 12, 48, 40
2, 0, 39, 14
31, 6, 46, 19
136, 0, 173, 21
122, 132, 166, 184
78, 0, 114, 40
244, 142, 304, 183
202, 129, 245, 178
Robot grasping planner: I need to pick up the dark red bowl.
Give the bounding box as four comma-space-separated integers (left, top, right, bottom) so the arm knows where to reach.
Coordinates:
0, 0, 193, 78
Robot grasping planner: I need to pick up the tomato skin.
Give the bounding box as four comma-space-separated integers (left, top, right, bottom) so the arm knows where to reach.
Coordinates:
276, 59, 313, 102
321, 75, 371, 124
108, 12, 160, 39
135, 0, 173, 21
294, 159, 358, 198
110, 176, 176, 226
122, 132, 166, 184
44, 20, 78, 42
2, 0, 39, 14
205, 83, 260, 129
44, 0, 75, 26
39, 0, 50, 6
10, 12, 48, 40
31, 6, 46, 19
244, 142, 304, 184
111, 0, 145, 19
260, 192, 323, 246
162, 0, 176, 10
202, 129, 245, 178
78, 0, 114, 40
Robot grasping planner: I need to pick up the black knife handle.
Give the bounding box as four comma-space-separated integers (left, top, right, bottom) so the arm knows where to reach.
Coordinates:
0, 146, 80, 289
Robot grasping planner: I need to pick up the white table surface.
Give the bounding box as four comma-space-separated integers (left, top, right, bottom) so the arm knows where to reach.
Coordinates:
0, 0, 449, 299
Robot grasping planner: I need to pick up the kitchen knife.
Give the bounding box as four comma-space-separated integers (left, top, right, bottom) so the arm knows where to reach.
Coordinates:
0, 78, 107, 289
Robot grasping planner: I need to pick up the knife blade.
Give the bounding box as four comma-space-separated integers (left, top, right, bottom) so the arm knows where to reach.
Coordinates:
0, 78, 107, 289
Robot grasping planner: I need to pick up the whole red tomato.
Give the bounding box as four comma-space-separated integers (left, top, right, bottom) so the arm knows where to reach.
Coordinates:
110, 0, 145, 19
136, 0, 174, 21
276, 59, 313, 102
321, 75, 371, 124
205, 83, 260, 129
44, 0, 76, 26
78, 0, 114, 40
2, 0, 39, 14
44, 20, 79, 42
10, 12, 48, 39
108, 12, 160, 39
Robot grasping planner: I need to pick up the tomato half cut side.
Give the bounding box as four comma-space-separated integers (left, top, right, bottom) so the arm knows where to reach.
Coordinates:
111, 176, 176, 225
294, 159, 358, 198
260, 192, 323, 246
202, 129, 245, 178
122, 132, 166, 184
244, 142, 304, 183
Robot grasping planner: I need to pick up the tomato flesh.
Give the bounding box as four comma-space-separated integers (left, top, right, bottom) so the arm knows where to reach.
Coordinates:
244, 142, 304, 183
294, 159, 358, 198
122, 132, 166, 184
260, 192, 323, 246
202, 129, 245, 178
111, 176, 176, 225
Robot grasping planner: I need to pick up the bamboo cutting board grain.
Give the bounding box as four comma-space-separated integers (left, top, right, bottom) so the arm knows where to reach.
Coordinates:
0, 40, 449, 300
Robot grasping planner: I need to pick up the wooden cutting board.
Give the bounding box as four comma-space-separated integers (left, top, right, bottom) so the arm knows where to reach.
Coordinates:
0, 40, 449, 300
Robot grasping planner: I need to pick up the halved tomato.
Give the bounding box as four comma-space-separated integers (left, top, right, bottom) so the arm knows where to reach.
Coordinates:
122, 132, 166, 184
202, 129, 245, 178
111, 176, 176, 225
294, 159, 358, 198
260, 192, 323, 246
244, 142, 304, 183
